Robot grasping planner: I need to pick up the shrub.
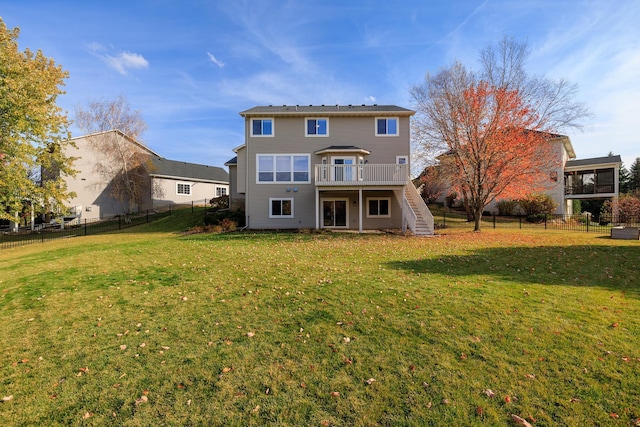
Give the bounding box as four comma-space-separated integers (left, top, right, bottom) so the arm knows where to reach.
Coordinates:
445, 192, 457, 208
496, 199, 518, 216
518, 193, 557, 223
209, 195, 229, 211
204, 209, 245, 227
603, 194, 640, 225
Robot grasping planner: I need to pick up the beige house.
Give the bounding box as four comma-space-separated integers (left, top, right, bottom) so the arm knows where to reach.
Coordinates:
64, 130, 228, 220
228, 105, 434, 235
435, 133, 621, 215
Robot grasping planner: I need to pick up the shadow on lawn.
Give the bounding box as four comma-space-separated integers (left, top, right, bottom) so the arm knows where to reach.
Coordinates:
386, 244, 640, 296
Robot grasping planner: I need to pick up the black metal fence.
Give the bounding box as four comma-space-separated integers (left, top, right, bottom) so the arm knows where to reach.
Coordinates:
1, 200, 209, 250
436, 211, 640, 234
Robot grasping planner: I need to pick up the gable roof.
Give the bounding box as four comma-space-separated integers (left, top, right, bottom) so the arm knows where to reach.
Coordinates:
565, 155, 622, 169
69, 129, 162, 157
150, 156, 229, 184
240, 104, 415, 117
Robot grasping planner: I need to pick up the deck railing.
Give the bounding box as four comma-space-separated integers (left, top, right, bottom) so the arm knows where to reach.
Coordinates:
315, 164, 408, 186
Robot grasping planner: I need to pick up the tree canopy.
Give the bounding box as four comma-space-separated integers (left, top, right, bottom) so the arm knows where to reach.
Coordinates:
0, 18, 76, 223
411, 37, 590, 231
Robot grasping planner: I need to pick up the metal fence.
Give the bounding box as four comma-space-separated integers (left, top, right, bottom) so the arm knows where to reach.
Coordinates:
436, 211, 640, 234
0, 200, 209, 250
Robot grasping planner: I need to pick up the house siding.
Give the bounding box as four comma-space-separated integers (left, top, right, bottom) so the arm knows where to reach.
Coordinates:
242, 113, 411, 230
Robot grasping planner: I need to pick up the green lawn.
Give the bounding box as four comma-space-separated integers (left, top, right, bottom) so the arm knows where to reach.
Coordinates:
1, 211, 639, 426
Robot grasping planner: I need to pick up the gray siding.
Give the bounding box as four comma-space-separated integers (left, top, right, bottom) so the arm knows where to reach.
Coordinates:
243, 114, 411, 229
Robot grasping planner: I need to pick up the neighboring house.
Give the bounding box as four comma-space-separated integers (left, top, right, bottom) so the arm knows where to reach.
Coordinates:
228, 105, 434, 235
434, 133, 621, 215
564, 155, 621, 213
63, 130, 228, 220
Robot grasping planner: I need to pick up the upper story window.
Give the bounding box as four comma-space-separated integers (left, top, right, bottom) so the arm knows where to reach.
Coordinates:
306, 118, 328, 136
251, 118, 273, 136
257, 154, 310, 183
177, 182, 191, 195
376, 117, 398, 136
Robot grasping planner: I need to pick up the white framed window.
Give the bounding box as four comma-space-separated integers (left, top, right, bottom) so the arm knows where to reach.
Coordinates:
216, 187, 227, 197
251, 118, 274, 136
257, 154, 310, 183
306, 118, 328, 136
375, 117, 398, 136
269, 198, 293, 218
176, 182, 191, 195
367, 197, 391, 218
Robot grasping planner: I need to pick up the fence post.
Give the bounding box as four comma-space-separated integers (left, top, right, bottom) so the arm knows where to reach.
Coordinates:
443, 212, 446, 228
519, 215, 522, 229
586, 217, 589, 233
85, 219, 87, 236
119, 216, 121, 229
544, 216, 547, 230
192, 201, 194, 213
493, 213, 496, 229
147, 210, 149, 223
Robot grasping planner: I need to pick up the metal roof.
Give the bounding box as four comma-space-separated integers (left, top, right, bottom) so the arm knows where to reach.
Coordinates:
240, 104, 415, 117
150, 156, 229, 183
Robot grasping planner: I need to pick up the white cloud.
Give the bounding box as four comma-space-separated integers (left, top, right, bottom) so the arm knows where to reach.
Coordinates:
207, 52, 224, 68
87, 43, 149, 76
104, 52, 149, 75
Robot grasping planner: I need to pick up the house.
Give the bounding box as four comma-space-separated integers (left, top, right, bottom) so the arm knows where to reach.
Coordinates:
228, 105, 434, 235
433, 132, 621, 215
63, 130, 229, 220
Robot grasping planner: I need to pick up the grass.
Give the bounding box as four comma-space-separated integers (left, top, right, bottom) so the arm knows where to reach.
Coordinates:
1, 210, 639, 426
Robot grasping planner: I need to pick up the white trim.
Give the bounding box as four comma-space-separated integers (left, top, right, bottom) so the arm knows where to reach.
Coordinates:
396, 155, 408, 165
250, 118, 274, 137
366, 197, 391, 218
256, 154, 311, 184
269, 198, 294, 218
375, 117, 399, 136
305, 118, 329, 137
176, 182, 192, 196
320, 197, 349, 228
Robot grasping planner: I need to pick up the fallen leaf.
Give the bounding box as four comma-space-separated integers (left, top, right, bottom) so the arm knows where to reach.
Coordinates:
161, 346, 170, 350
366, 378, 376, 385
83, 412, 93, 419
426, 401, 432, 409
511, 414, 532, 427
247, 332, 255, 338
343, 337, 351, 343
135, 395, 148, 405
484, 389, 495, 398
222, 367, 232, 373
2, 395, 13, 402
139, 343, 146, 348
476, 406, 484, 416
504, 395, 512, 403
610, 413, 619, 419
460, 353, 467, 360
330, 391, 340, 397
187, 399, 192, 406
525, 374, 535, 379
442, 398, 450, 405
251, 405, 260, 413
120, 345, 127, 350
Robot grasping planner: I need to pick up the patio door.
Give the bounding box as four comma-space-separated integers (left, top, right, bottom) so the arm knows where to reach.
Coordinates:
322, 198, 348, 227
332, 157, 355, 182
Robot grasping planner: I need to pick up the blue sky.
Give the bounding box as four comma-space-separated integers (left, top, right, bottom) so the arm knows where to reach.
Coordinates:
3, 1, 639, 170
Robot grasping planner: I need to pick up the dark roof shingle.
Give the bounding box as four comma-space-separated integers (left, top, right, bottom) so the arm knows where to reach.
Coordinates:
240, 104, 414, 116
150, 156, 229, 183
